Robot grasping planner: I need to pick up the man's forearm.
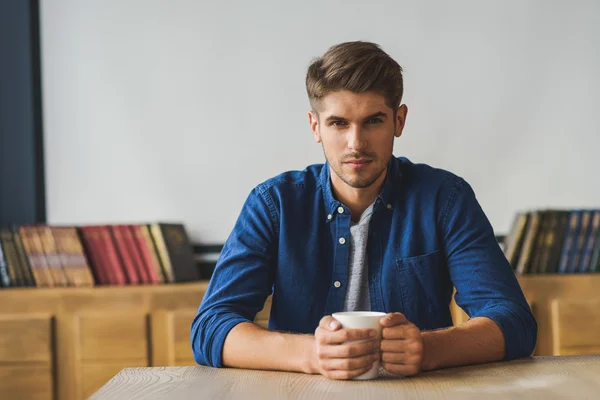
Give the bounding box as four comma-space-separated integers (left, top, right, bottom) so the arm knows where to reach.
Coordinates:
421, 316, 506, 371
222, 322, 316, 373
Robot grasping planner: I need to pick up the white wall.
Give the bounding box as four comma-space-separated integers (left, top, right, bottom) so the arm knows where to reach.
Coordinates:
40, 0, 600, 243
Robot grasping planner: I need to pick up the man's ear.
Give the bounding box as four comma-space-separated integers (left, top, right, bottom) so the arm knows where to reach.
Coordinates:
308, 110, 321, 143
394, 104, 408, 138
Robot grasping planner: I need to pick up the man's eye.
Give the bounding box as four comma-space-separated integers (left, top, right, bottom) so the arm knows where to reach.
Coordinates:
367, 118, 383, 124
331, 121, 347, 127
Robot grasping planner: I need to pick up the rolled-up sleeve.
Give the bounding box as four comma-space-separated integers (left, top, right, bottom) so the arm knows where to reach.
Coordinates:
190, 186, 277, 367
441, 177, 537, 360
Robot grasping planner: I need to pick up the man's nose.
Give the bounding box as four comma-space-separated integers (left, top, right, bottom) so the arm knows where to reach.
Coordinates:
347, 126, 367, 151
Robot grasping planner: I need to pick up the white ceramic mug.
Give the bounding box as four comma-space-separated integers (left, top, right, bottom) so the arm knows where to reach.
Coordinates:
331, 311, 387, 380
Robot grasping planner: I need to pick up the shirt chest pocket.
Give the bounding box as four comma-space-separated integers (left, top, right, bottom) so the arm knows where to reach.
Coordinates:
395, 250, 452, 316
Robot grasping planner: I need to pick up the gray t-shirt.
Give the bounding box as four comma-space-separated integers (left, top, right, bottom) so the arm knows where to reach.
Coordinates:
341, 203, 374, 312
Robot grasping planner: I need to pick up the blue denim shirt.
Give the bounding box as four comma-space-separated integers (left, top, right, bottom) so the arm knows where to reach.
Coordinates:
191, 156, 537, 367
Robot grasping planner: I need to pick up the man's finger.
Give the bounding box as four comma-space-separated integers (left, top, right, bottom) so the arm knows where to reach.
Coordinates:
381, 351, 421, 365
380, 338, 409, 353
382, 361, 420, 377
319, 315, 342, 331
319, 328, 376, 345
318, 339, 378, 358
382, 323, 420, 340
325, 365, 373, 380
381, 338, 423, 354
379, 312, 408, 327
319, 352, 378, 371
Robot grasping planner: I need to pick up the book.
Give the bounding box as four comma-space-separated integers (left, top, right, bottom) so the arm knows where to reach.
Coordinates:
149, 224, 175, 283
529, 211, 550, 274
12, 228, 37, 286
53, 227, 95, 286
588, 224, 600, 273
545, 211, 570, 274
98, 226, 128, 285
19, 226, 54, 287
503, 212, 530, 269
79, 226, 111, 285
578, 211, 600, 273
569, 210, 592, 273
37, 226, 69, 286
131, 225, 162, 284
0, 238, 12, 287
109, 225, 140, 285
149, 223, 198, 282
516, 211, 543, 275
0, 229, 23, 286
558, 211, 581, 274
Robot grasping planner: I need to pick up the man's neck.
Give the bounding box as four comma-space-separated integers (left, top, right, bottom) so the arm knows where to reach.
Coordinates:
330, 168, 387, 222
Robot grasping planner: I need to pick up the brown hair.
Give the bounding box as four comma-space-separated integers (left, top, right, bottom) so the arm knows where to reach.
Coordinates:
306, 41, 404, 115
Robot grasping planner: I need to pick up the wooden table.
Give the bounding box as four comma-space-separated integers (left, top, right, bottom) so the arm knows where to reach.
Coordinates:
91, 355, 600, 399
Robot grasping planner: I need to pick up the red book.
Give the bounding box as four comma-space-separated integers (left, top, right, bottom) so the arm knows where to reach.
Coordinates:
109, 225, 139, 285
97, 226, 127, 285
130, 225, 160, 284
120, 225, 149, 284
80, 226, 111, 285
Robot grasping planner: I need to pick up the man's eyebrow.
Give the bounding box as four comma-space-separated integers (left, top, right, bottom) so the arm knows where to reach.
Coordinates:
363, 111, 388, 120
325, 112, 388, 123
325, 115, 348, 122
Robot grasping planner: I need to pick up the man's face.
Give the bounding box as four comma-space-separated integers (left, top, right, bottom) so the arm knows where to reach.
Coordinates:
309, 90, 407, 189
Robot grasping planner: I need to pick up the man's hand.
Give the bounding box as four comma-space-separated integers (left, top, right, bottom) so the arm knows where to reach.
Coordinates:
312, 315, 380, 380
380, 312, 424, 376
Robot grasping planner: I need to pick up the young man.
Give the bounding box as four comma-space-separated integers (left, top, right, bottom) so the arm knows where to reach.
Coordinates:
191, 41, 537, 379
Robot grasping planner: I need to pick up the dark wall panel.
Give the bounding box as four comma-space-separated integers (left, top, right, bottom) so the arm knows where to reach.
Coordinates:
0, 0, 45, 225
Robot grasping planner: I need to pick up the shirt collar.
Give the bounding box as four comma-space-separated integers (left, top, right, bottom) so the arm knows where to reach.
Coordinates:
319, 157, 403, 223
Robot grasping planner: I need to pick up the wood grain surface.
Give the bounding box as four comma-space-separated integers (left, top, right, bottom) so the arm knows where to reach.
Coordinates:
91, 355, 600, 399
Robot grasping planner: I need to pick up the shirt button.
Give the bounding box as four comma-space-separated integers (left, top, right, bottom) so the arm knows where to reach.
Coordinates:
387, 204, 393, 210
337, 207, 344, 214
334, 281, 341, 288
339, 237, 346, 245
327, 214, 332, 220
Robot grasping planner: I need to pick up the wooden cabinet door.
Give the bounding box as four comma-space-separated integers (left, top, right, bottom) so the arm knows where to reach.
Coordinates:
151, 309, 197, 366
0, 314, 54, 400
551, 298, 600, 356
56, 311, 150, 400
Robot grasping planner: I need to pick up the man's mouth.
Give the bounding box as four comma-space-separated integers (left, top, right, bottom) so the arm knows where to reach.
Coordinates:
343, 158, 373, 170
344, 158, 372, 165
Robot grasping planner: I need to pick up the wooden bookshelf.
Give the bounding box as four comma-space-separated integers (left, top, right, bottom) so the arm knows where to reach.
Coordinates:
1, 275, 599, 399
0, 282, 209, 400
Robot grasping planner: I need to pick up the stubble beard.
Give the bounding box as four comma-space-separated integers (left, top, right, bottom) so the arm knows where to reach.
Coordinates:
324, 148, 390, 189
